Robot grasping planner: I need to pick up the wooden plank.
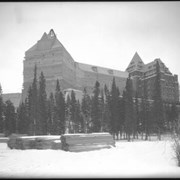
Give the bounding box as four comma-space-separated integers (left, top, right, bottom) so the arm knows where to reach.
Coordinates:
63, 137, 114, 144
64, 135, 113, 141
63, 133, 111, 139
64, 139, 115, 146
68, 144, 113, 152
22, 139, 36, 149
0, 137, 8, 143
51, 140, 62, 150
61, 133, 115, 152
8, 135, 61, 150
0, 133, 5, 137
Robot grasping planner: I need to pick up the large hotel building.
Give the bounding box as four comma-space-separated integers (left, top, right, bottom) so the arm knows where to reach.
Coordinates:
22, 29, 128, 101
3, 29, 179, 106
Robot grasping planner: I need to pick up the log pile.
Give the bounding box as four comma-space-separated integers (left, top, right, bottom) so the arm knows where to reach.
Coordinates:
51, 140, 62, 150
61, 133, 115, 152
7, 135, 61, 150
0, 133, 8, 143
7, 134, 27, 149
0, 133, 5, 137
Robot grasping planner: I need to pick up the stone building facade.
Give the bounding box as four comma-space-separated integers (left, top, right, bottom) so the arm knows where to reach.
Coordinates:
21, 29, 179, 104
126, 52, 179, 103
22, 29, 128, 101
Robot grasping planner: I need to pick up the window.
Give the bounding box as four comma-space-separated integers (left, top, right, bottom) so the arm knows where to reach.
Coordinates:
91, 66, 98, 72
108, 69, 114, 75
138, 65, 142, 69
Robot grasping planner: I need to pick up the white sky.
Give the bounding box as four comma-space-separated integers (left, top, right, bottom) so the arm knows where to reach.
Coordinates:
0, 1, 180, 94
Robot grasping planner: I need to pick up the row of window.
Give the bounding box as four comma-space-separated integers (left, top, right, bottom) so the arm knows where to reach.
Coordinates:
91, 66, 115, 75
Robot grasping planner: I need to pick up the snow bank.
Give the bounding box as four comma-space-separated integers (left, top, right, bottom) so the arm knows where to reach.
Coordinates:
0, 140, 179, 178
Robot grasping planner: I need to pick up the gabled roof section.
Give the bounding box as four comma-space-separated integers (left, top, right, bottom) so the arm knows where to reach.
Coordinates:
51, 38, 63, 49
41, 32, 48, 40
126, 52, 144, 73
26, 43, 38, 52
25, 29, 63, 54
143, 58, 172, 74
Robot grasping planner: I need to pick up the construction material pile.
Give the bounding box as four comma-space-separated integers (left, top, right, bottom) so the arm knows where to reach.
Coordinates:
61, 133, 115, 152
7, 134, 61, 150
0, 133, 9, 143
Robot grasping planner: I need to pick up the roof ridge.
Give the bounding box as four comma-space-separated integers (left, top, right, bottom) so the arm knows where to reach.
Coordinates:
126, 52, 144, 72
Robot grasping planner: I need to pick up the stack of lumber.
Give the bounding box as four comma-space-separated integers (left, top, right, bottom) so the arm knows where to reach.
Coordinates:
17, 137, 37, 149
7, 134, 27, 149
0, 137, 8, 143
7, 135, 61, 150
0, 133, 8, 143
34, 136, 60, 149
0, 133, 5, 137
61, 133, 115, 152
51, 140, 62, 150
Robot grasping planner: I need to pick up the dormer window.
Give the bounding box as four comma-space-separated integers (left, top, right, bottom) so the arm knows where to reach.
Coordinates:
91, 66, 98, 72
108, 69, 114, 75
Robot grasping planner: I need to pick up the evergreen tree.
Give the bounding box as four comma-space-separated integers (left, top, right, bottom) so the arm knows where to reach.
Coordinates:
110, 78, 120, 139
76, 100, 83, 133
164, 104, 171, 132
4, 100, 16, 136
133, 92, 139, 139
54, 79, 65, 135
103, 84, 111, 132
124, 75, 134, 141
141, 77, 151, 140
91, 81, 101, 132
31, 64, 38, 135
170, 103, 178, 133
0, 85, 4, 133
99, 89, 105, 132
47, 92, 55, 135
153, 60, 164, 140
69, 90, 77, 133
16, 102, 29, 134
81, 88, 91, 133
65, 94, 71, 133
38, 72, 48, 135
27, 85, 34, 135
141, 94, 150, 140
120, 90, 126, 139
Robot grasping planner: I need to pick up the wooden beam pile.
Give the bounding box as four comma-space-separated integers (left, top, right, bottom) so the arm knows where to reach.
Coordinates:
7, 134, 27, 149
0, 133, 5, 137
0, 133, 8, 143
7, 135, 61, 150
61, 133, 115, 152
51, 140, 62, 150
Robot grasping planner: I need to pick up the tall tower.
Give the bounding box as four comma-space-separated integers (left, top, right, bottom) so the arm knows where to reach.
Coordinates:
22, 29, 77, 101
126, 52, 144, 96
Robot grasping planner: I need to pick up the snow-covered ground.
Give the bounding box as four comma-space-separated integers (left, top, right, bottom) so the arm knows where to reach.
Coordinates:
0, 137, 179, 178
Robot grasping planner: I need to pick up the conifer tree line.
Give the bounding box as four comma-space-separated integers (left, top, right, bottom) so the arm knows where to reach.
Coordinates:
0, 61, 179, 140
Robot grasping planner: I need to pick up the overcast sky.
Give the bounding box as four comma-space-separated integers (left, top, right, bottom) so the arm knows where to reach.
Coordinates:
0, 1, 180, 93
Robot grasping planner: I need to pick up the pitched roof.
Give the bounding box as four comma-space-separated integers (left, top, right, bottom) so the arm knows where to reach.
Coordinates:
126, 52, 144, 73
143, 58, 172, 74
78, 62, 128, 78
26, 29, 63, 53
